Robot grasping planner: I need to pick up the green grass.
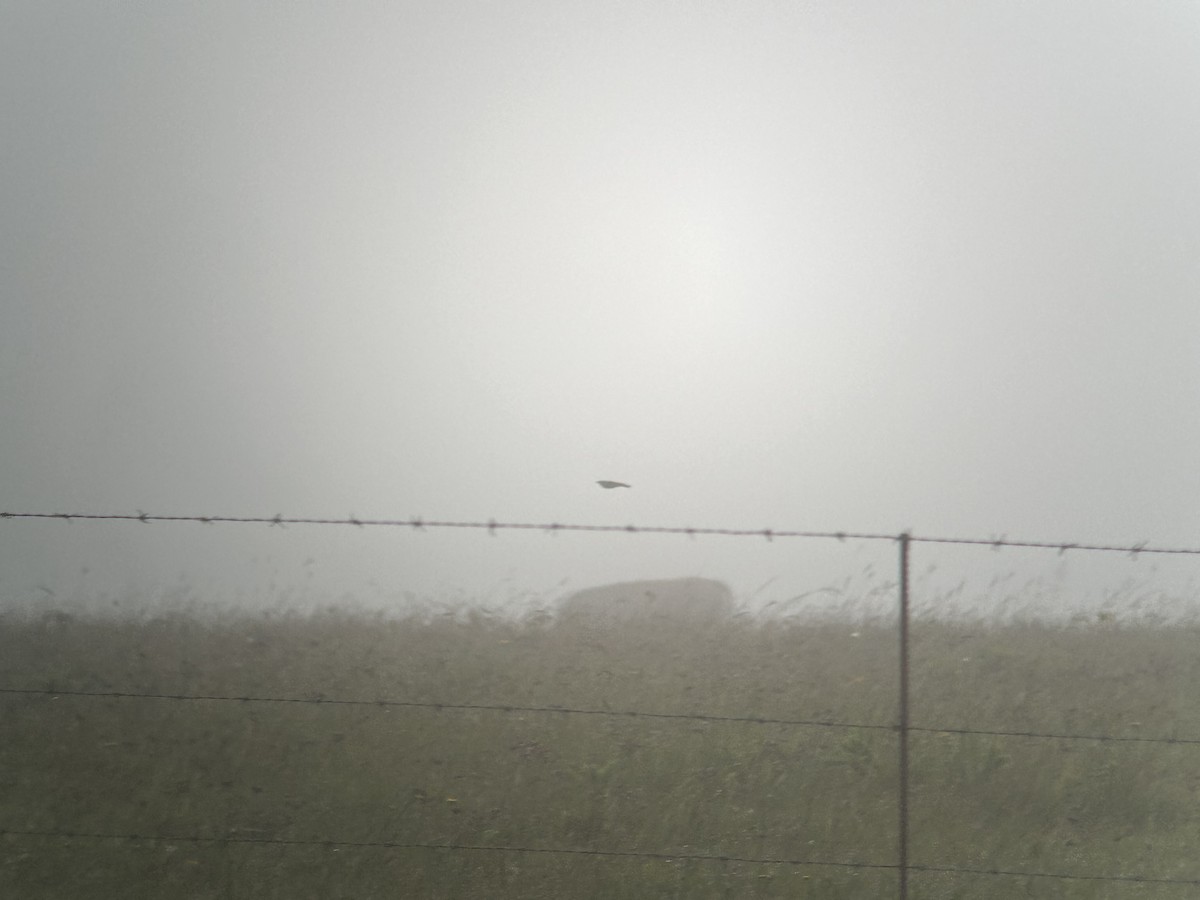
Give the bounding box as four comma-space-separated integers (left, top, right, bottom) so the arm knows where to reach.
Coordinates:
1, 608, 1198, 898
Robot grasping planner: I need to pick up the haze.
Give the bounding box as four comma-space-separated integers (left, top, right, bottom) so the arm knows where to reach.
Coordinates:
3, 3, 1199, 619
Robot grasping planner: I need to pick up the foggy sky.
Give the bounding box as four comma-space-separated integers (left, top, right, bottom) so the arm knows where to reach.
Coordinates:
3, 2, 1199, 618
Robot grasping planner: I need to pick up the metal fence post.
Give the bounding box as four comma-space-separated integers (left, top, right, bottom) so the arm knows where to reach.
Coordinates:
898, 532, 911, 900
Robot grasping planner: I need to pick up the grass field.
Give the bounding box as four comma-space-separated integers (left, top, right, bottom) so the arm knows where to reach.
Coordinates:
1, 606, 1198, 899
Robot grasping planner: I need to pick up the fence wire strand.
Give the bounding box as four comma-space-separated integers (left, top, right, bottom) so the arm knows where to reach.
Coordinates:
0, 686, 890, 732
0, 827, 891, 871
4, 510, 1200, 556
2, 685, 1196, 746
2, 828, 1198, 887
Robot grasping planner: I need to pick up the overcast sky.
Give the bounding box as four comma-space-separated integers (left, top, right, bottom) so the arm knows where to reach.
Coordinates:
3, 2, 1199, 618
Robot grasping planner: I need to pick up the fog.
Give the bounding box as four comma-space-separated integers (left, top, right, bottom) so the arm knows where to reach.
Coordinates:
3, 3, 1199, 621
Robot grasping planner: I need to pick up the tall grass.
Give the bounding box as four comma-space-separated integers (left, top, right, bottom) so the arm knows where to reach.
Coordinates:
1, 607, 1198, 899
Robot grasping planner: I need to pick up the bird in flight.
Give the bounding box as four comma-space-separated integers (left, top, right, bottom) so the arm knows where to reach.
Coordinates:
596, 480, 631, 489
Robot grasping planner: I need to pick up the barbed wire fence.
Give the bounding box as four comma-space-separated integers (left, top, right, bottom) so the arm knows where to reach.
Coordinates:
3, 510, 1199, 896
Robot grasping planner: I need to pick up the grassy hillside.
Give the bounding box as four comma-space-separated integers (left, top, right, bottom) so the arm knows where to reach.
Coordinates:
1, 609, 1198, 899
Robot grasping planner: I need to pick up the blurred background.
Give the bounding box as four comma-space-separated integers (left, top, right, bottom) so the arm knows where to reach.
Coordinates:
2, 2, 1198, 620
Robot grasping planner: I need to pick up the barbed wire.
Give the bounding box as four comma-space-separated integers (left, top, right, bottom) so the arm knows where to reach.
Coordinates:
5, 506, 1198, 893
3, 510, 1199, 556
0, 827, 893, 870
4, 685, 1196, 747
0, 686, 894, 732
909, 862, 1200, 887
3, 828, 1198, 886
909, 723, 1199, 746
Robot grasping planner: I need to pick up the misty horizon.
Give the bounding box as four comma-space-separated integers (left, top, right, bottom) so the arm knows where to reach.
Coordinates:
2, 3, 1198, 621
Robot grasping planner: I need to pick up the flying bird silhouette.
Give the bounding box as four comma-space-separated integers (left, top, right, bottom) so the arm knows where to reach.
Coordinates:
596, 480, 631, 489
